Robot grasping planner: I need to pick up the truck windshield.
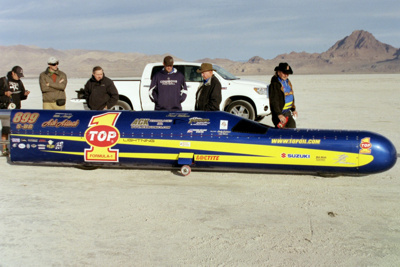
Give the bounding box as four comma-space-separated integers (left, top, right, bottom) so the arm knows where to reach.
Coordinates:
214, 65, 238, 80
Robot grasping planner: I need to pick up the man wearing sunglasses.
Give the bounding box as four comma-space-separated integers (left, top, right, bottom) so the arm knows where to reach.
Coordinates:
39, 56, 68, 109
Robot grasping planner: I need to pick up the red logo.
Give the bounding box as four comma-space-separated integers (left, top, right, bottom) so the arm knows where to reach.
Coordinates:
281, 153, 287, 158
85, 125, 119, 148
360, 142, 372, 150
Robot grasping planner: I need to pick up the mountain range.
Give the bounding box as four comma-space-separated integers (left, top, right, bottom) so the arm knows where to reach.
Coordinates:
1, 30, 399, 78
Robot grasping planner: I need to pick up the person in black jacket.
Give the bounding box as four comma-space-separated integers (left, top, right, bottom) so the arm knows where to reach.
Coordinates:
268, 62, 298, 128
83, 66, 119, 110
0, 66, 30, 155
195, 63, 222, 111
0, 66, 30, 109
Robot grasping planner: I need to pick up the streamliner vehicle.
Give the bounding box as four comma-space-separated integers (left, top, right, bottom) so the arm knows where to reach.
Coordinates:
4, 109, 397, 176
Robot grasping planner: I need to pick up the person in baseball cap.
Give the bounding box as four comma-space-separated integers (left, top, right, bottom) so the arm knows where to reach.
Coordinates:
11, 66, 24, 78
195, 63, 221, 111
1, 65, 30, 154
47, 56, 59, 65
39, 56, 68, 110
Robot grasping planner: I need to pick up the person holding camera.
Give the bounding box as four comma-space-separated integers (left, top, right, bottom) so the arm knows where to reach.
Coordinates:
0, 65, 30, 155
0, 66, 30, 109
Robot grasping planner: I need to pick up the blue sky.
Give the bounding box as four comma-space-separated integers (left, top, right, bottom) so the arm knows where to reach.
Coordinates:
1, 0, 399, 61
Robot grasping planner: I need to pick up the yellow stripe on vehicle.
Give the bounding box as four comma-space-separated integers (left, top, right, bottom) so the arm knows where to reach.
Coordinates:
13, 135, 374, 167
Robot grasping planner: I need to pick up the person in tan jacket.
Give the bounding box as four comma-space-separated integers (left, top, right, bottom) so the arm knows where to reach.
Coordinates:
39, 57, 68, 109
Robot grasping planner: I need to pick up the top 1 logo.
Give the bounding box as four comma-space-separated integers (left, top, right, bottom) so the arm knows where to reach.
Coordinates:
359, 137, 372, 154
84, 113, 121, 162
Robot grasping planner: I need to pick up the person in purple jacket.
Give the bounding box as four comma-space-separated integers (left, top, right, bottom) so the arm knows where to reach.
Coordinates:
149, 56, 187, 111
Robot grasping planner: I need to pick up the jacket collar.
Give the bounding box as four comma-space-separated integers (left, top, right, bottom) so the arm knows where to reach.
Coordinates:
45, 67, 60, 75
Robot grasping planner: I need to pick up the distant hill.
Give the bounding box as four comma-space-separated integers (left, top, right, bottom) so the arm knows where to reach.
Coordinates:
0, 30, 399, 78
224, 30, 400, 75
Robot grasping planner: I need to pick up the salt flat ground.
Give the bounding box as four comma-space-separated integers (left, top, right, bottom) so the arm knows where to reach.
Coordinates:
0, 74, 399, 266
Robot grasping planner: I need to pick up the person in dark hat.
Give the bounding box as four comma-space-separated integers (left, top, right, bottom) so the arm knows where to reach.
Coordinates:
149, 56, 187, 111
268, 62, 298, 128
195, 63, 222, 111
0, 66, 30, 155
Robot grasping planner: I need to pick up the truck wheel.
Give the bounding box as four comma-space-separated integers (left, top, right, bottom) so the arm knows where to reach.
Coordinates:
226, 100, 255, 120
111, 100, 132, 110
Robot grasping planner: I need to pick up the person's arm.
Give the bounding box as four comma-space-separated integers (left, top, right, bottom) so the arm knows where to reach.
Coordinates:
48, 72, 67, 91
19, 82, 29, 100
83, 81, 92, 109
106, 80, 119, 109
180, 75, 188, 103
149, 75, 158, 104
287, 80, 297, 118
0, 78, 7, 96
204, 78, 222, 111
268, 82, 283, 116
39, 73, 53, 93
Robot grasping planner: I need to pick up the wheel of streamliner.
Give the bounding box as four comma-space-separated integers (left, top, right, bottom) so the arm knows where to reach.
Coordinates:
180, 165, 191, 176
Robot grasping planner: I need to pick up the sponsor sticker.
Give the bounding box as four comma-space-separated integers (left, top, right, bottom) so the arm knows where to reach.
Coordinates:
130, 118, 172, 129
187, 129, 207, 134
47, 140, 55, 149
189, 117, 210, 126
334, 154, 356, 165
359, 137, 372, 154
180, 142, 191, 147
41, 118, 80, 128
272, 139, 321, 145
55, 142, 64, 150
195, 155, 220, 161
220, 120, 228, 130
18, 143, 26, 149
281, 153, 310, 159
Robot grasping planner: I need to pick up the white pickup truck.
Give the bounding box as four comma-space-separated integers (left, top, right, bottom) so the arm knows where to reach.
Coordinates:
75, 62, 269, 120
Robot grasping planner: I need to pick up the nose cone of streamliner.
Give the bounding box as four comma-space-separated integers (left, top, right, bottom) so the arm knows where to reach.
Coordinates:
359, 132, 397, 175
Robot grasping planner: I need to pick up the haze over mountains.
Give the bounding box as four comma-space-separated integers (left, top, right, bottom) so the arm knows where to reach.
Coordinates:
1, 30, 399, 78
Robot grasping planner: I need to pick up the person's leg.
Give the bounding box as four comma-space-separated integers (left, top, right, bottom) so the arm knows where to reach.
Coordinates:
285, 115, 296, 128
2, 126, 10, 155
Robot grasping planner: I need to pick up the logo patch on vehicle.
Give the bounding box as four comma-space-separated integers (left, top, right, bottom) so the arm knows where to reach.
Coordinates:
84, 113, 121, 162
359, 137, 372, 154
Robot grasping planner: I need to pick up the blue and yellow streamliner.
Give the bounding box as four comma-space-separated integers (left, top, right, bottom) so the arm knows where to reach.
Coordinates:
8, 109, 397, 176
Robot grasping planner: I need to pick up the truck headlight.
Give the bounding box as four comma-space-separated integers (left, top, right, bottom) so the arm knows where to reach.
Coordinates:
254, 87, 267, 95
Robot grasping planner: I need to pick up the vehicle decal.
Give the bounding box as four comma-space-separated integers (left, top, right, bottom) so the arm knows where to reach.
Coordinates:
84, 112, 121, 162
360, 137, 372, 154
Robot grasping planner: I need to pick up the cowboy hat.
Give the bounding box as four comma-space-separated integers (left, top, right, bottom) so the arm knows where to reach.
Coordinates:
197, 63, 216, 73
274, 62, 293, 74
